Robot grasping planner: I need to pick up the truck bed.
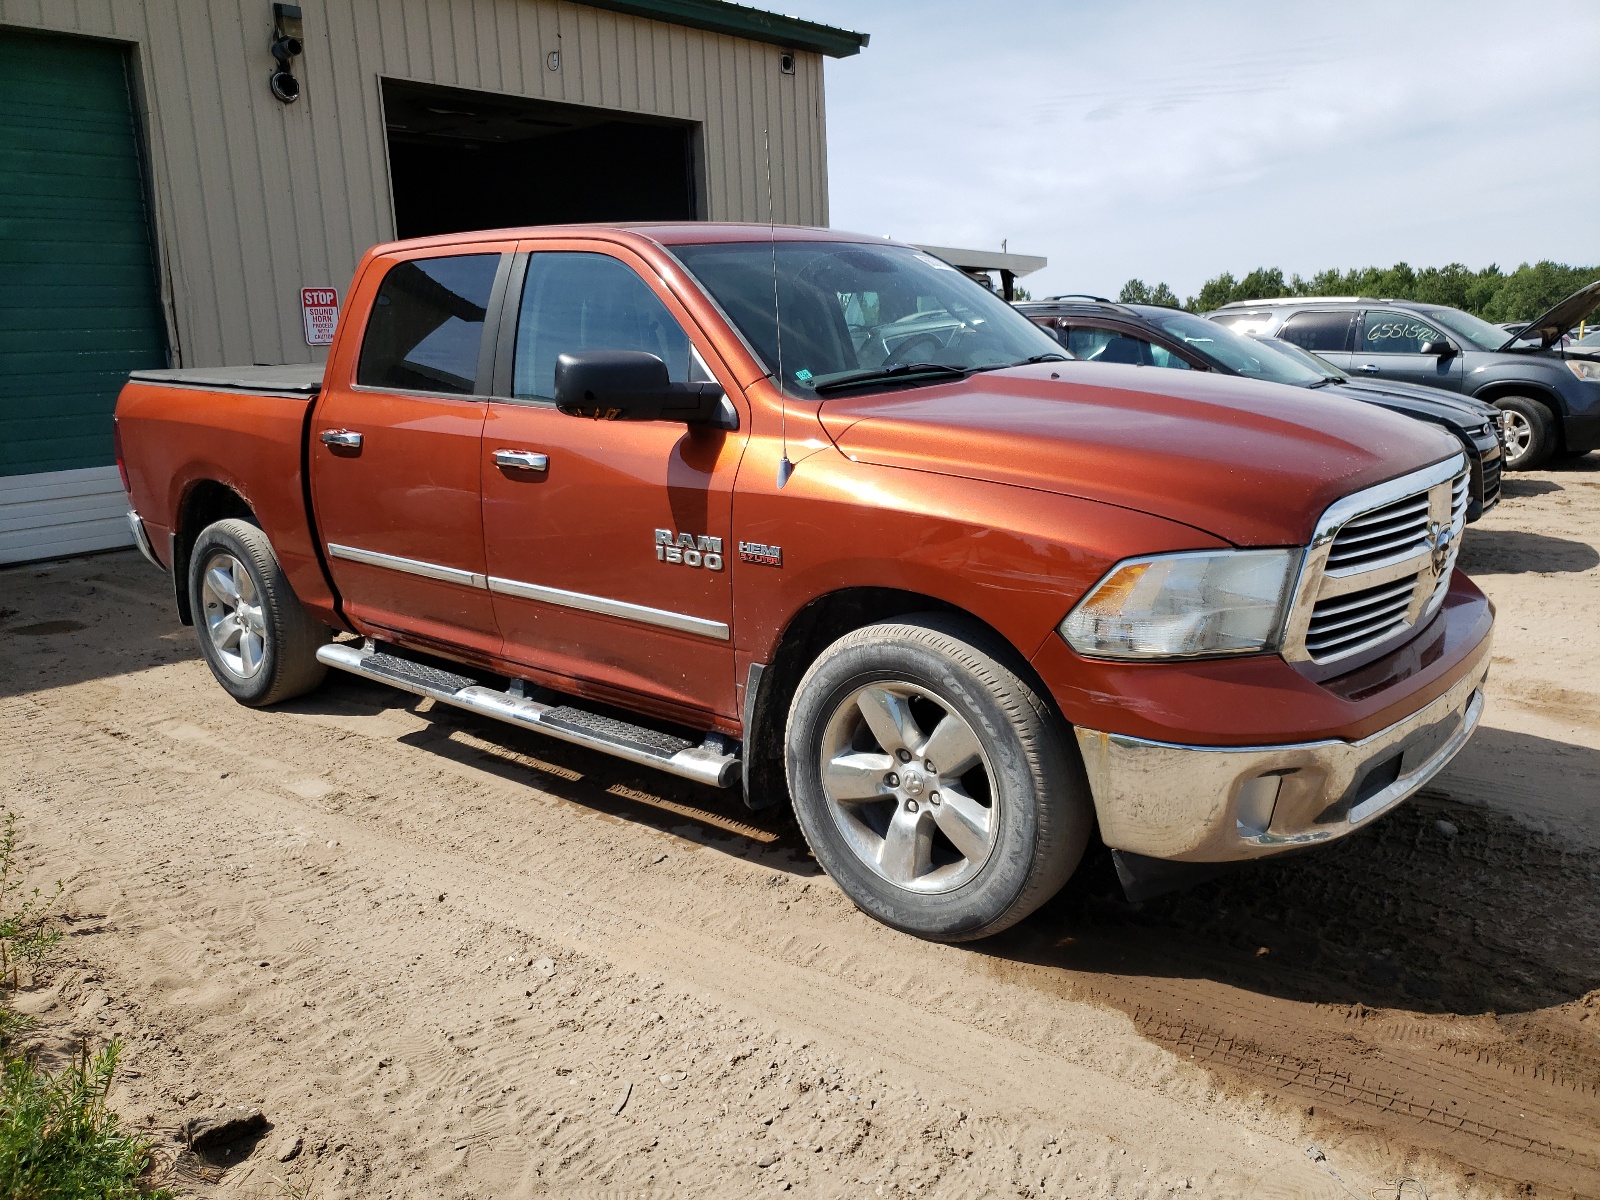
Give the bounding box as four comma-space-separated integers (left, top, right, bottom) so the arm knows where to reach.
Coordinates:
117, 366, 338, 626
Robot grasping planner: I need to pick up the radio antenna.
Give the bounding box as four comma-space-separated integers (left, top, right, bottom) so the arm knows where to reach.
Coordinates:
765, 130, 794, 488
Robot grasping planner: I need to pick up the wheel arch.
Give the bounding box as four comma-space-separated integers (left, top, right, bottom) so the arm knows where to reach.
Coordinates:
1473, 381, 1568, 449
740, 586, 1062, 811
171, 480, 257, 625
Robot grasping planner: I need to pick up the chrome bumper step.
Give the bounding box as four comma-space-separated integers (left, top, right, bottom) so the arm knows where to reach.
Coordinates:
316, 642, 740, 788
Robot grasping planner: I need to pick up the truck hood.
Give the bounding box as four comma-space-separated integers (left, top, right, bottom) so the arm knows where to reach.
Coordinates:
820, 363, 1462, 547
1497, 279, 1600, 351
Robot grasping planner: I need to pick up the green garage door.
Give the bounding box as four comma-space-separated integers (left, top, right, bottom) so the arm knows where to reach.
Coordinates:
0, 29, 166, 480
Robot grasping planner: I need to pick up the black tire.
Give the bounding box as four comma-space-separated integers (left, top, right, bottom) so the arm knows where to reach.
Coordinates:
188, 518, 330, 706
785, 614, 1093, 942
1494, 395, 1557, 470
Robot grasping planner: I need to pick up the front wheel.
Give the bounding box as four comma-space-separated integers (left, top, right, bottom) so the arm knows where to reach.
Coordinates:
1495, 395, 1556, 470
785, 615, 1093, 942
189, 519, 330, 706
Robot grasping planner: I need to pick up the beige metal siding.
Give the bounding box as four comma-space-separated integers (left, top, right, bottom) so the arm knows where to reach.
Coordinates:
0, 0, 828, 369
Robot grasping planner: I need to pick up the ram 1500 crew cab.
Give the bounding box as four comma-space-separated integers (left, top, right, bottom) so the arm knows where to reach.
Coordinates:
115, 224, 1493, 940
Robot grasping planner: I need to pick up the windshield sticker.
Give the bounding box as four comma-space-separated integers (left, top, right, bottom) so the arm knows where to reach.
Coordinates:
794, 368, 814, 382
912, 252, 957, 272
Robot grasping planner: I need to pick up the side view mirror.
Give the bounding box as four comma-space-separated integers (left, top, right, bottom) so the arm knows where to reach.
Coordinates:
1420, 339, 1456, 358
553, 351, 726, 424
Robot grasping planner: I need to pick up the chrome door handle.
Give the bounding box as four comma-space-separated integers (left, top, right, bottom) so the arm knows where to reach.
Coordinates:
494, 449, 548, 472
320, 428, 363, 449
1353, 364, 1381, 374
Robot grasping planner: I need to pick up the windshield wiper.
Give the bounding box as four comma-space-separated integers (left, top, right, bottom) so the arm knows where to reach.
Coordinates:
1306, 377, 1340, 388
1023, 353, 1069, 363
810, 363, 970, 394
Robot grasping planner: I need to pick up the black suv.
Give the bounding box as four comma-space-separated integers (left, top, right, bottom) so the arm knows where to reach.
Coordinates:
1207, 282, 1600, 470
1016, 298, 1504, 519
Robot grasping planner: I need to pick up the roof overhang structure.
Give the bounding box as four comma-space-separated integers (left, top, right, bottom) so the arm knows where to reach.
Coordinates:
915, 245, 1048, 302
574, 0, 869, 57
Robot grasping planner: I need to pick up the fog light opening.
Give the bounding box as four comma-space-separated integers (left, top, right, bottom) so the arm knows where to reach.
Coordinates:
1235, 774, 1283, 838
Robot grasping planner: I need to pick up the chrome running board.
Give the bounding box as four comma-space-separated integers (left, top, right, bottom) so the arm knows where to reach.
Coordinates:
316, 642, 740, 788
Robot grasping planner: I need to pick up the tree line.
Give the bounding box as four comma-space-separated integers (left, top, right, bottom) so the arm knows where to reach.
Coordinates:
1117, 260, 1600, 323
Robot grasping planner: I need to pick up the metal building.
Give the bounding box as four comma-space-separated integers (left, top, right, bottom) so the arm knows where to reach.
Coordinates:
0, 0, 866, 563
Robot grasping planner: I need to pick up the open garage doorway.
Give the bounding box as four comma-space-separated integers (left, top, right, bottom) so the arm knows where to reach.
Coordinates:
382, 80, 700, 238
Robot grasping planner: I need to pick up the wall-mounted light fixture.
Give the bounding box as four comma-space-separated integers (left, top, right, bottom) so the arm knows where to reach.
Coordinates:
270, 3, 304, 103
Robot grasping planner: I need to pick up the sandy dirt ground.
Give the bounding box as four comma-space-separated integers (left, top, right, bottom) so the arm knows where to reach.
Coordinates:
0, 456, 1596, 1199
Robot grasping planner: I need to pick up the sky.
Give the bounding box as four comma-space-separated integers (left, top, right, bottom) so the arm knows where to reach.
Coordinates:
786, 1, 1600, 302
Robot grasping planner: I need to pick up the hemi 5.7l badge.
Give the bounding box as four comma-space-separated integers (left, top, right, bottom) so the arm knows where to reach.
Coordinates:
738, 541, 782, 567
655, 529, 723, 570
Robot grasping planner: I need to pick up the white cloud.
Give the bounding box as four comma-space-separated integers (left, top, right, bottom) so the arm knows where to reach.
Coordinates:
794, 0, 1600, 299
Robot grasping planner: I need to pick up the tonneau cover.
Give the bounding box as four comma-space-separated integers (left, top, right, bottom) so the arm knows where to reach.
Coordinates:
126, 363, 324, 395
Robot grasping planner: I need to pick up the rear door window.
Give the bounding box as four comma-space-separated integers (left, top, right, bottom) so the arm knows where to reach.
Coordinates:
1279, 310, 1356, 353
512, 252, 692, 402
357, 254, 500, 394
1359, 310, 1448, 354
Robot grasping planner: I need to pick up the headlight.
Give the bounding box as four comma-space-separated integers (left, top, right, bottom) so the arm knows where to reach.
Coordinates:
1060, 549, 1297, 660
1565, 359, 1600, 382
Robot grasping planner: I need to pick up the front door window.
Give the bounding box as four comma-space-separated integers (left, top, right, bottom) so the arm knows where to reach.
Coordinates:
1360, 310, 1448, 355
1353, 309, 1465, 391
512, 252, 694, 401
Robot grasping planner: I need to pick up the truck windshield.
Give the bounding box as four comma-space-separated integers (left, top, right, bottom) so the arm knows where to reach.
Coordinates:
1142, 308, 1327, 386
669, 241, 1066, 397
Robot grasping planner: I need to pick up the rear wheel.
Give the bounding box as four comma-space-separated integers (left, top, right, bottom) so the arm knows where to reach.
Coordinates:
785, 615, 1093, 942
1495, 395, 1556, 470
189, 519, 330, 706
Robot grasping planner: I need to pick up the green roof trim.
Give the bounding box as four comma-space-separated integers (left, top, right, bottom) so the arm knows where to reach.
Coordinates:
573, 0, 869, 57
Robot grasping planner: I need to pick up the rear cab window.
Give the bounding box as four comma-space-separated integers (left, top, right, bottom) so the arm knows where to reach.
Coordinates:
357, 254, 501, 394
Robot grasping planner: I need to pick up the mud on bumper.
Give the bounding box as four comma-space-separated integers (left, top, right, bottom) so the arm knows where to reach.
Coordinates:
1073, 656, 1488, 865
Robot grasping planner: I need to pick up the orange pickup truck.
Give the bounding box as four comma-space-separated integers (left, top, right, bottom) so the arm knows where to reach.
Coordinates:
115, 224, 1492, 940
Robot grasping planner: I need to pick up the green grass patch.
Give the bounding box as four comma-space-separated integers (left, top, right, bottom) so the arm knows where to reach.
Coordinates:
0, 1039, 171, 1199
0, 810, 169, 1198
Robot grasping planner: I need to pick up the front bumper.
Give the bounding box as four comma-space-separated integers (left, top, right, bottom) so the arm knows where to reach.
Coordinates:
1074, 655, 1488, 863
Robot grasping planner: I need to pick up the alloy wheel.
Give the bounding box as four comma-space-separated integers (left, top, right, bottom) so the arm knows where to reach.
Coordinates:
1502, 409, 1534, 467
200, 553, 267, 679
818, 682, 998, 893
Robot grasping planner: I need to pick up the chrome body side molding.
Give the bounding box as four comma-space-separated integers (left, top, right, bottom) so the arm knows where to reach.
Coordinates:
322, 543, 728, 640
326, 542, 489, 590
487, 576, 730, 640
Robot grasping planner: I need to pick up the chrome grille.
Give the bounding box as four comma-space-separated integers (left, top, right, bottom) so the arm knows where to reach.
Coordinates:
1303, 577, 1415, 657
1323, 494, 1431, 572
1284, 455, 1469, 674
